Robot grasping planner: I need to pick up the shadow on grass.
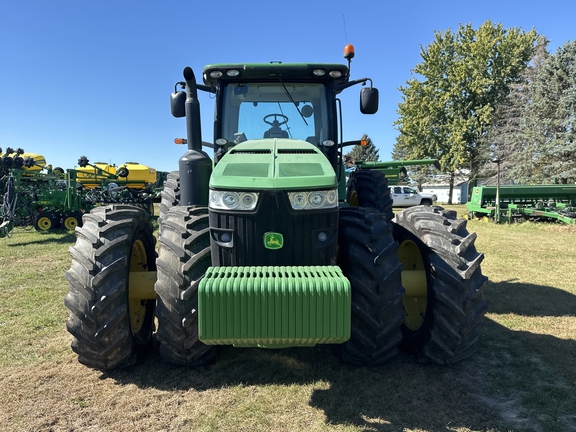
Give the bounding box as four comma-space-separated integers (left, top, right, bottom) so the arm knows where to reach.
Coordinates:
5, 231, 77, 246
100, 279, 576, 431
105, 343, 505, 431
486, 279, 576, 317
484, 279, 576, 393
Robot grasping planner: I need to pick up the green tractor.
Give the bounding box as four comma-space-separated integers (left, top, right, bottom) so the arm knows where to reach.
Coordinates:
65, 46, 487, 370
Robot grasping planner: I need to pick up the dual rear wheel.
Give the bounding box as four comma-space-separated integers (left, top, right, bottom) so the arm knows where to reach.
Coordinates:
345, 170, 488, 364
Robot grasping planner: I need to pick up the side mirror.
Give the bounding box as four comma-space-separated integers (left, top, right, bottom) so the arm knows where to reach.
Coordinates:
170, 90, 186, 118
360, 87, 379, 114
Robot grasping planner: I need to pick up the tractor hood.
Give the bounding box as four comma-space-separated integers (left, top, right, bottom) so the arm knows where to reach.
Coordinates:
209, 139, 336, 190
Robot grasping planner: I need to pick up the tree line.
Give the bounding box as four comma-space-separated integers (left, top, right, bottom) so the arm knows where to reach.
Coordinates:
387, 20, 575, 201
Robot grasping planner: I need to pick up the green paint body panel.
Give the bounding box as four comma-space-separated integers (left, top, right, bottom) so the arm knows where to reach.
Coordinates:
466, 185, 576, 224
209, 140, 337, 190
198, 265, 351, 347
468, 184, 576, 203
355, 159, 440, 186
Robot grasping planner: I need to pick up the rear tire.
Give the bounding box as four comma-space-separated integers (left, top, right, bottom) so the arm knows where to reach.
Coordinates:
346, 170, 394, 221
155, 206, 216, 366
64, 205, 157, 370
158, 171, 180, 228
337, 207, 405, 366
393, 205, 488, 364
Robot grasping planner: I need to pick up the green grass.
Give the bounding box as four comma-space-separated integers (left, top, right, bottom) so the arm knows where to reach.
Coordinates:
0, 229, 74, 366
1, 206, 575, 431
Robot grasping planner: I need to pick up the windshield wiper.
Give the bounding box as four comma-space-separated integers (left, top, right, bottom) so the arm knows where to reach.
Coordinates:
279, 77, 308, 126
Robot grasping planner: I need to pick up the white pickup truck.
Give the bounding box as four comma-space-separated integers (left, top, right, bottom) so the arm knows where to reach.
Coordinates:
390, 185, 437, 207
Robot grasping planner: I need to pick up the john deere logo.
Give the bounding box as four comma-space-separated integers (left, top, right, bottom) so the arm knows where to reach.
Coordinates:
264, 232, 284, 250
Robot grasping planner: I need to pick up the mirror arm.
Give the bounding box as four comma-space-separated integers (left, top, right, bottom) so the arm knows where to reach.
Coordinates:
198, 84, 216, 94
334, 77, 372, 92
338, 140, 363, 149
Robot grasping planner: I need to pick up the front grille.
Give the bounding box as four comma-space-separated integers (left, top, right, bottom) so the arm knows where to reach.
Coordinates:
277, 149, 318, 155
278, 163, 324, 177
230, 149, 272, 154
222, 163, 269, 177
209, 190, 338, 266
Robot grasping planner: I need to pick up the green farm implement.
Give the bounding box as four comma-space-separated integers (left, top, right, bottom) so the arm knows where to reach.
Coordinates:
0, 153, 156, 238
354, 158, 440, 186
466, 184, 576, 224
65, 45, 487, 371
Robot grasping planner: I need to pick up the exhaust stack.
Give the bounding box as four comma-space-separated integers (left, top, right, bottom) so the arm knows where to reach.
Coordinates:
178, 66, 212, 206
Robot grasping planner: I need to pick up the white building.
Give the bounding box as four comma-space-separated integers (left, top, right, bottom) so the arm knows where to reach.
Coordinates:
421, 180, 469, 204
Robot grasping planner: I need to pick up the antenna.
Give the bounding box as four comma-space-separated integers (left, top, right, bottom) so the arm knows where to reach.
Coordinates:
342, 15, 348, 43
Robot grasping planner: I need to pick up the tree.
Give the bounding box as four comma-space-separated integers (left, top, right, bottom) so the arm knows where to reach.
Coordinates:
391, 135, 410, 161
479, 36, 551, 185
512, 40, 576, 183
394, 20, 536, 202
345, 134, 379, 163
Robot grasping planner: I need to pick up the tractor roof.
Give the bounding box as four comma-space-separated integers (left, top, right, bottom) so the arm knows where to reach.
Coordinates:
202, 63, 350, 87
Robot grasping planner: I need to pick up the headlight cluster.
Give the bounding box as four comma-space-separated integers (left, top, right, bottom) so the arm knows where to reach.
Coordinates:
209, 190, 259, 211
288, 189, 338, 210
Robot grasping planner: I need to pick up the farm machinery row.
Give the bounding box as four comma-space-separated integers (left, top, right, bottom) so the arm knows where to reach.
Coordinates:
466, 184, 576, 224
0, 147, 157, 238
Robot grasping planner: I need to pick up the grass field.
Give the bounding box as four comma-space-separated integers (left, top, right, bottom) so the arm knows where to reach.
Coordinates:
1, 205, 575, 432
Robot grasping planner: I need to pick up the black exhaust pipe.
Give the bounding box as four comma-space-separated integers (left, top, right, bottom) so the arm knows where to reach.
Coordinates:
179, 66, 212, 206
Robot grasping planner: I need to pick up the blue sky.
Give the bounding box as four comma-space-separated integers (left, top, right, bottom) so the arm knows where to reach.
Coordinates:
1, 0, 574, 172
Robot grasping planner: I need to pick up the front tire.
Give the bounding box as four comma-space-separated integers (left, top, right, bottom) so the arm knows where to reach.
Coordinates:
154, 206, 216, 366
337, 207, 405, 366
64, 205, 157, 370
393, 205, 488, 364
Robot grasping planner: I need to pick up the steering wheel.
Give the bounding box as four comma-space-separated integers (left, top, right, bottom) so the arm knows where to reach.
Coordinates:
263, 113, 289, 126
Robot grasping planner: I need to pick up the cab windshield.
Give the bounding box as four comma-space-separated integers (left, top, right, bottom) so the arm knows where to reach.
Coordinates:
221, 82, 328, 146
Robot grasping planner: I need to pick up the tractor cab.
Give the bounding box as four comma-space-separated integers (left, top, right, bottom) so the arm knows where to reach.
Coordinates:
171, 54, 379, 175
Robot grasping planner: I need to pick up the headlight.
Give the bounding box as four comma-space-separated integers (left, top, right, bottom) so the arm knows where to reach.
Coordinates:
288, 189, 338, 210
209, 190, 259, 211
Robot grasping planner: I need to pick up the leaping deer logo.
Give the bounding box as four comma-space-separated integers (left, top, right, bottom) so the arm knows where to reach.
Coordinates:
264, 233, 284, 249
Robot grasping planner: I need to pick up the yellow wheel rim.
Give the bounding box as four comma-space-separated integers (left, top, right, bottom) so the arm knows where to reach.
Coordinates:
37, 216, 52, 231
398, 239, 428, 330
128, 239, 148, 334
63, 216, 79, 230
348, 189, 359, 207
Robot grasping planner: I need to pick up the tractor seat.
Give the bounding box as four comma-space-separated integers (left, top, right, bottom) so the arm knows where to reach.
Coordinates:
263, 128, 289, 138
